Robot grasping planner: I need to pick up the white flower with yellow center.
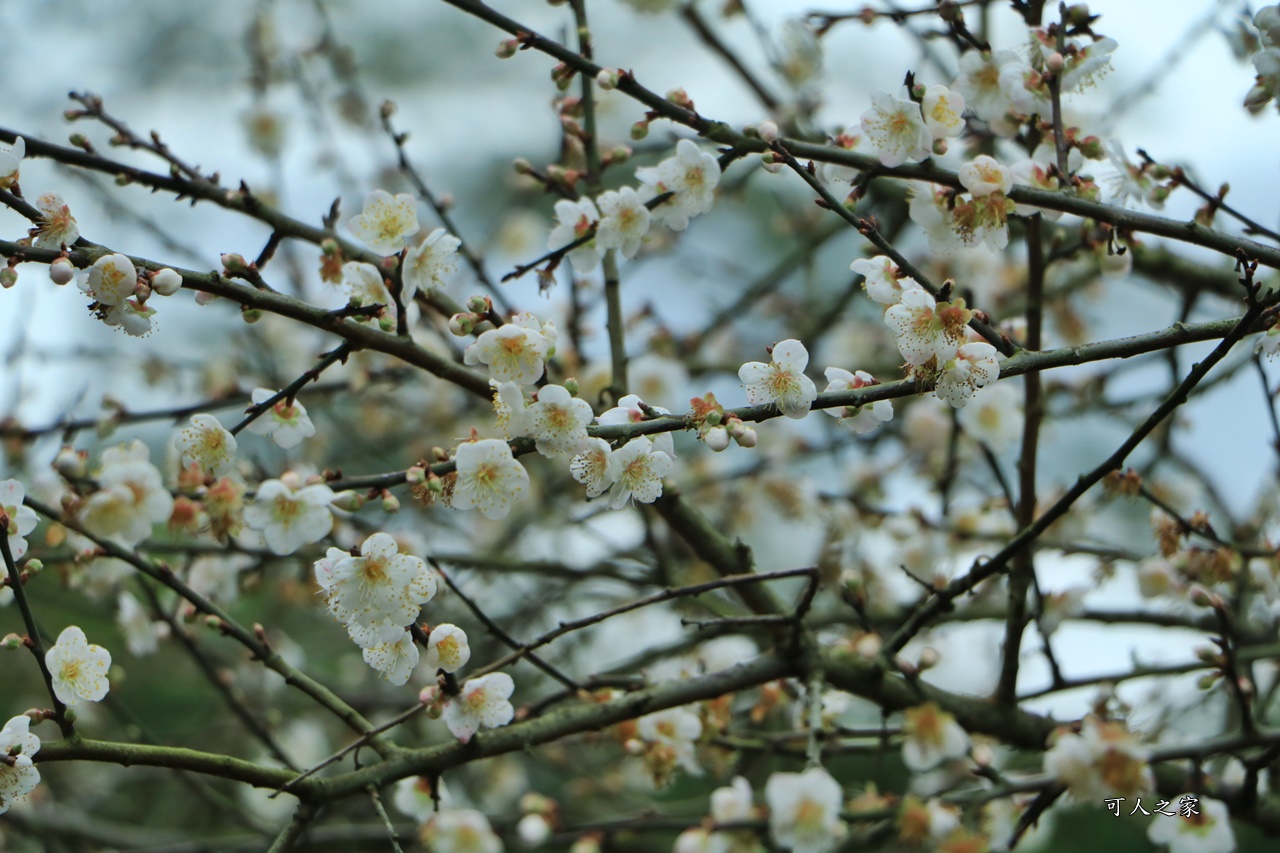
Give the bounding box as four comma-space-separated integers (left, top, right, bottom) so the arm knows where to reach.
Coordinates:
465, 323, 549, 386
243, 480, 335, 555
935, 342, 1000, 409
884, 289, 964, 367
46, 625, 112, 707
739, 338, 818, 419
320, 531, 437, 648
347, 189, 419, 256
78, 442, 174, 546
82, 253, 137, 306
176, 414, 237, 476
362, 630, 419, 686
1147, 794, 1235, 853
901, 702, 970, 771
0, 479, 38, 561
245, 388, 316, 449
765, 766, 846, 853
861, 90, 932, 167
921, 84, 965, 139
637, 139, 721, 231
638, 707, 703, 775
528, 384, 594, 456
424, 624, 471, 673
442, 672, 515, 743
341, 261, 396, 324
402, 228, 461, 300
606, 437, 672, 509
1044, 716, 1153, 802
959, 154, 1014, 198
0, 714, 40, 815
451, 439, 530, 520
548, 197, 601, 273
595, 186, 651, 259
33, 192, 79, 249
570, 437, 615, 498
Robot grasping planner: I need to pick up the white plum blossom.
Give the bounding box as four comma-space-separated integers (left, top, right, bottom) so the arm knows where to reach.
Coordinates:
1044, 716, 1153, 802
1010, 149, 1066, 220
451, 438, 530, 520
998, 61, 1050, 117
318, 531, 437, 648
46, 625, 112, 706
776, 18, 823, 87
78, 442, 174, 546
850, 255, 922, 306
424, 809, 502, 853
0, 136, 23, 189
957, 380, 1022, 447
548, 196, 602, 273
921, 84, 965, 139
637, 139, 721, 231
34, 192, 79, 249
958, 155, 1013, 197
342, 261, 396, 324
176, 414, 237, 475
117, 590, 163, 656
393, 775, 451, 822
901, 702, 970, 771
348, 189, 419, 255
952, 50, 1024, 131
860, 91, 932, 167
739, 339, 818, 419
637, 707, 703, 776
1061, 37, 1118, 93
402, 228, 461, 300
81, 253, 138, 306
711, 775, 754, 823
907, 182, 966, 255
362, 630, 419, 686
884, 289, 962, 367
243, 480, 335, 555
597, 394, 675, 457
528, 384, 593, 456
764, 766, 846, 853
102, 299, 155, 337
569, 437, 615, 498
606, 436, 672, 509
151, 268, 183, 296
1, 479, 38, 561
465, 317, 551, 386
935, 342, 1000, 408
0, 715, 40, 815
443, 671, 515, 743
245, 388, 316, 449
821, 368, 893, 434
1147, 795, 1235, 853
517, 813, 552, 847
492, 380, 531, 438
424, 624, 471, 673
595, 186, 651, 259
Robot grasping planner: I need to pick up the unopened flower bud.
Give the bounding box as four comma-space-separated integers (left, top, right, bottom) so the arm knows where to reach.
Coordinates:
449, 313, 475, 337
381, 491, 401, 513
623, 737, 645, 756
53, 446, 88, 479
379, 99, 397, 120
321, 238, 340, 255
1078, 135, 1104, 160
151, 267, 183, 296
69, 132, 90, 149
0, 268, 17, 289
517, 814, 552, 847
665, 87, 693, 109
330, 490, 365, 512
1197, 672, 1222, 690
241, 307, 263, 324
1188, 585, 1217, 608
918, 647, 940, 669
466, 295, 491, 314
49, 258, 75, 285
1046, 51, 1065, 73
607, 145, 631, 165
631, 120, 650, 140
513, 157, 533, 175
220, 253, 248, 273
1, 634, 23, 650
757, 120, 779, 143
204, 615, 224, 631
406, 465, 427, 485
563, 377, 580, 396
595, 69, 619, 90
23, 559, 42, 576
734, 426, 758, 448
496, 39, 519, 59
570, 836, 601, 853
378, 315, 396, 333
704, 410, 723, 427
931, 138, 949, 157
704, 426, 730, 452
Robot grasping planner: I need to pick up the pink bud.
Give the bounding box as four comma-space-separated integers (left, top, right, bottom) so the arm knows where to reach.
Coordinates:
49, 258, 75, 285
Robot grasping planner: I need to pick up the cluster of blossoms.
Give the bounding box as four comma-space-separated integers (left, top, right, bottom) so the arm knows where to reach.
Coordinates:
73, 254, 185, 337
547, 138, 720, 273
1044, 716, 1153, 802
1245, 5, 1280, 113
346, 189, 462, 297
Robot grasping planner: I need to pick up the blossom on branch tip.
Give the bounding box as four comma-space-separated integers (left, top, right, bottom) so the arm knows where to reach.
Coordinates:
243, 479, 335, 555
765, 766, 846, 853
0, 715, 40, 815
451, 438, 529, 520
33, 192, 79, 249
739, 339, 818, 418
606, 436, 672, 509
175, 414, 237, 476
528, 384, 593, 456
0, 479, 38, 561
595, 186, 651, 259
424, 623, 471, 673
821, 368, 893, 434
46, 625, 111, 706
442, 671, 515, 743
548, 197, 602, 273
347, 189, 419, 255
860, 90, 932, 167
245, 388, 316, 449
402, 228, 461, 300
